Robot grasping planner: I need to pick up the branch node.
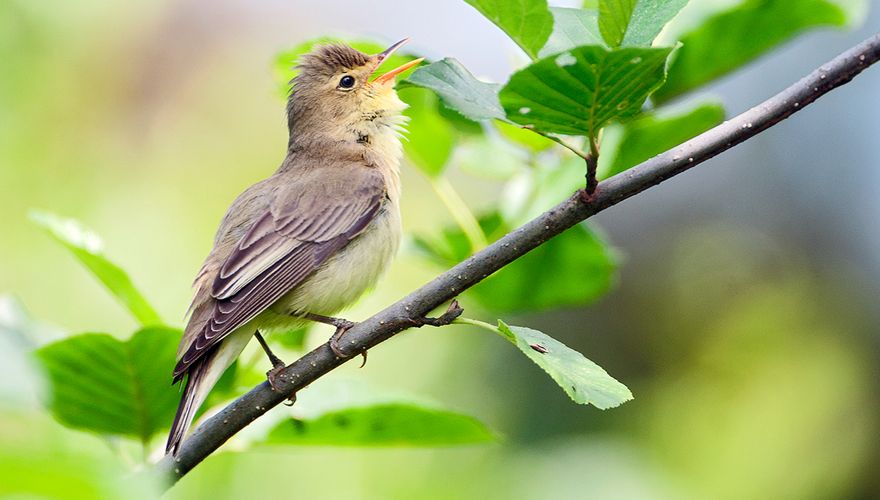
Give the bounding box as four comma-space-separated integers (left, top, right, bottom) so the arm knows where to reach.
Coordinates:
407, 299, 463, 328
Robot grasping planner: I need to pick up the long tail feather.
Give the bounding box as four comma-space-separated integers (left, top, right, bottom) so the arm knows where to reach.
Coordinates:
166, 331, 251, 455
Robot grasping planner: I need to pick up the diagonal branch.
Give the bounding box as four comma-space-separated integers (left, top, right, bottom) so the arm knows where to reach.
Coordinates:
157, 33, 880, 485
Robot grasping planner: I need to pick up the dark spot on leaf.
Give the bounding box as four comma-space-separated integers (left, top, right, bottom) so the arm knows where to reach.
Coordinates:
530, 343, 548, 354
334, 415, 350, 428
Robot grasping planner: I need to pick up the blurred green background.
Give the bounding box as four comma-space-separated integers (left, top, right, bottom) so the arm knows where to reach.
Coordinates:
2, 0, 880, 498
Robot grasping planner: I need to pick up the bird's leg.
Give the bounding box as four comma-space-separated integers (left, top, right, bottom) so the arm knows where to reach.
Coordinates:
253, 332, 296, 404
301, 312, 365, 365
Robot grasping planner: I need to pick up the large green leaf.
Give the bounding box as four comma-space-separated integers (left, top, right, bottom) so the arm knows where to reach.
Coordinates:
599, 0, 689, 47
539, 7, 604, 57
654, 0, 851, 103
415, 214, 617, 312
494, 321, 632, 408
500, 45, 673, 137
34, 327, 181, 442
401, 58, 504, 121
263, 403, 495, 446
30, 211, 162, 327
464, 0, 554, 59
601, 101, 724, 178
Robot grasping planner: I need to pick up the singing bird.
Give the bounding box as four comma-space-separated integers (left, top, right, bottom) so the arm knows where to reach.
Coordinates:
166, 39, 423, 454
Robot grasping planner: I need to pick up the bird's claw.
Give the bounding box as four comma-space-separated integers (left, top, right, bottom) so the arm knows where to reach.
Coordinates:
266, 362, 296, 405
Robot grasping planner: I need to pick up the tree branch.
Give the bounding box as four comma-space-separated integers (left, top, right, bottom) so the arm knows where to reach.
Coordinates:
157, 33, 880, 485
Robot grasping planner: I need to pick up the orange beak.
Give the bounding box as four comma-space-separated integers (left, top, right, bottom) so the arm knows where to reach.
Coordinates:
371, 38, 425, 85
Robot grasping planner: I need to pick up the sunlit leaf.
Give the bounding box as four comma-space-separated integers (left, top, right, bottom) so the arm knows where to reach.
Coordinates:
601, 101, 725, 178
654, 0, 852, 103
500, 45, 673, 137
35, 327, 181, 442
539, 7, 604, 57
464, 0, 554, 59
401, 58, 505, 121
263, 403, 495, 446
494, 321, 632, 408
29, 211, 162, 327
599, 0, 688, 47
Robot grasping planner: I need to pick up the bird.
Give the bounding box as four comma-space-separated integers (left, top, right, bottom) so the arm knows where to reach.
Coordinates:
165, 39, 423, 455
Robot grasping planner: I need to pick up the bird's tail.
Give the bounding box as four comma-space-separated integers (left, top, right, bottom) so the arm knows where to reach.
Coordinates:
166, 332, 251, 455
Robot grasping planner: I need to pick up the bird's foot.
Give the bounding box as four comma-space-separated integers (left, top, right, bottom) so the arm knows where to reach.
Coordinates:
406, 300, 464, 328
328, 321, 367, 367
266, 364, 297, 406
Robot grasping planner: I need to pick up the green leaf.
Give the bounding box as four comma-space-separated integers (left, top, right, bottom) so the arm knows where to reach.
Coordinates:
599, 0, 637, 47
500, 45, 673, 137
401, 58, 505, 121
263, 403, 495, 446
599, 0, 689, 48
539, 7, 604, 57
654, 0, 850, 103
601, 101, 724, 178
399, 87, 456, 177
496, 321, 632, 408
464, 0, 554, 59
35, 326, 181, 442
29, 211, 162, 327
415, 214, 617, 312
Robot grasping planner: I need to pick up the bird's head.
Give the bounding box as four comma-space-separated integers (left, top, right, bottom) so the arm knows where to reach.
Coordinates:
286, 39, 423, 148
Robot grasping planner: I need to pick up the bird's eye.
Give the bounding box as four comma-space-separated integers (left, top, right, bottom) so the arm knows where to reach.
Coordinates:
338, 75, 356, 89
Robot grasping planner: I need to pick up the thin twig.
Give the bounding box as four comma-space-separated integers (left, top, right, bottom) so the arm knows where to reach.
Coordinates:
523, 126, 591, 161
156, 33, 880, 486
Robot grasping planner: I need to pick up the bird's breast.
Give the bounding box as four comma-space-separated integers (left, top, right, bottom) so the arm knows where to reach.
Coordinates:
270, 196, 402, 319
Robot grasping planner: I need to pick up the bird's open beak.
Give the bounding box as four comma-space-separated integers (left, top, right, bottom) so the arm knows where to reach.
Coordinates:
371, 38, 425, 86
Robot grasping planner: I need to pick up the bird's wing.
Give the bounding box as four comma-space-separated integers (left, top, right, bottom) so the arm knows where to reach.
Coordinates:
173, 166, 386, 379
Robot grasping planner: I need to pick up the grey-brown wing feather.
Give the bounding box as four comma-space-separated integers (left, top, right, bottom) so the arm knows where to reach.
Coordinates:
173, 167, 386, 379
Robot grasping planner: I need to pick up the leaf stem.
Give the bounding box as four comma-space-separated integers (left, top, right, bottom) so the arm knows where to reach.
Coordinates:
454, 316, 498, 332
430, 176, 489, 252
522, 126, 591, 161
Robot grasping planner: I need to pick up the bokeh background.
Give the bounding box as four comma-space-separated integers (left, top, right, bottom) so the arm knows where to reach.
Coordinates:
2, 0, 880, 498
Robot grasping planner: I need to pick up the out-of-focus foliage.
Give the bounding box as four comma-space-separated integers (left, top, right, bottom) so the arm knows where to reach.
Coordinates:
654, 0, 860, 102
35, 327, 181, 443
600, 101, 725, 178
264, 403, 496, 446
30, 211, 163, 327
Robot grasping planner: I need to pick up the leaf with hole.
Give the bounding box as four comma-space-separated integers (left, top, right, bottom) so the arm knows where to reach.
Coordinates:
494, 321, 632, 408
35, 327, 181, 442
464, 0, 554, 59
30, 211, 162, 327
263, 403, 495, 446
500, 45, 673, 137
